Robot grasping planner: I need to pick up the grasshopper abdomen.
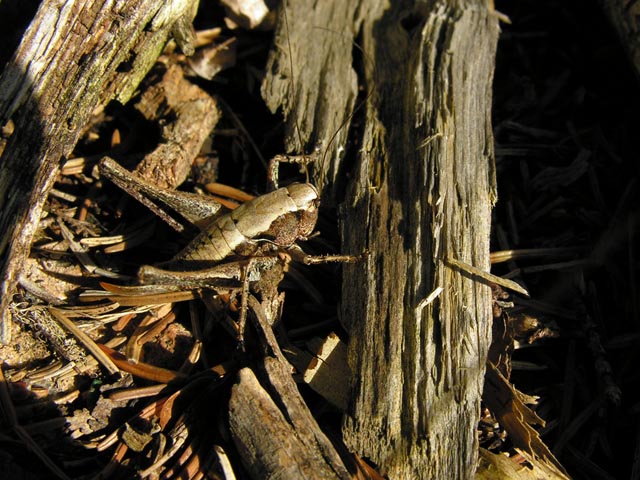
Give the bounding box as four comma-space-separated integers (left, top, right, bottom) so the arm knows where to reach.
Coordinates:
165, 182, 319, 269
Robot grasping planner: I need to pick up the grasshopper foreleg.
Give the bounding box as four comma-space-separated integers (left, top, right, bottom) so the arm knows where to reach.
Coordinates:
284, 244, 368, 265
237, 260, 252, 349
267, 152, 319, 190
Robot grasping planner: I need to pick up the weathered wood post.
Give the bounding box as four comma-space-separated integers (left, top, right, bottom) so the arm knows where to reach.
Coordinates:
264, 1, 500, 477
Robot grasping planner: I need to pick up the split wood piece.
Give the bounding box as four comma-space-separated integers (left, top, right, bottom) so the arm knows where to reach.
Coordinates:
228, 296, 352, 480
342, 4, 499, 478
598, 0, 640, 82
230, 368, 348, 480
0, 0, 199, 343
131, 62, 221, 189
263, 1, 502, 478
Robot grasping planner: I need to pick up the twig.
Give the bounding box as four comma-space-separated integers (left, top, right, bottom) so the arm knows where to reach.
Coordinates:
446, 256, 530, 297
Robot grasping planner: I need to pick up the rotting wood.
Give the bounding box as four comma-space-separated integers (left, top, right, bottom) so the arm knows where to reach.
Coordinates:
263, 1, 500, 478
0, 0, 200, 343
262, 0, 360, 200
343, 4, 499, 477
230, 367, 344, 480
130, 62, 221, 189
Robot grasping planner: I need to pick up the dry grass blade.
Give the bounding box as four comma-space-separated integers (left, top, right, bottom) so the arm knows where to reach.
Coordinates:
96, 343, 187, 384
80, 217, 155, 248
490, 246, 581, 264
108, 384, 168, 402
48, 307, 120, 376
55, 302, 120, 318
56, 217, 129, 280
204, 182, 255, 202
80, 282, 202, 306
125, 309, 177, 362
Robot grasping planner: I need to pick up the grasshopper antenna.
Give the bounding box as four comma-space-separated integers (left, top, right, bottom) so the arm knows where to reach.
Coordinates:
317, 29, 377, 179
282, 0, 310, 184
280, 4, 378, 191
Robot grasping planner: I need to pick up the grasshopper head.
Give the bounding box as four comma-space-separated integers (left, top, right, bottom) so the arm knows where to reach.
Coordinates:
266, 183, 319, 245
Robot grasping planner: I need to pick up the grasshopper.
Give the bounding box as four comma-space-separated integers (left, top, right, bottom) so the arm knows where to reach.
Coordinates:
100, 156, 321, 266
98, 154, 358, 340
99, 155, 354, 272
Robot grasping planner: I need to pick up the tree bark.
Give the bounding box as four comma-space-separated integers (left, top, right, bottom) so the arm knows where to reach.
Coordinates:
263, 1, 500, 478
0, 0, 199, 343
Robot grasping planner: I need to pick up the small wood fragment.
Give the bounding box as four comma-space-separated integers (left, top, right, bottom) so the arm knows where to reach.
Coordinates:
227, 296, 352, 479
303, 332, 350, 411
130, 63, 221, 190
447, 256, 530, 297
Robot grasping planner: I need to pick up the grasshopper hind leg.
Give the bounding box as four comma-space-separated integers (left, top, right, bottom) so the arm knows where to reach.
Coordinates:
99, 157, 225, 232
